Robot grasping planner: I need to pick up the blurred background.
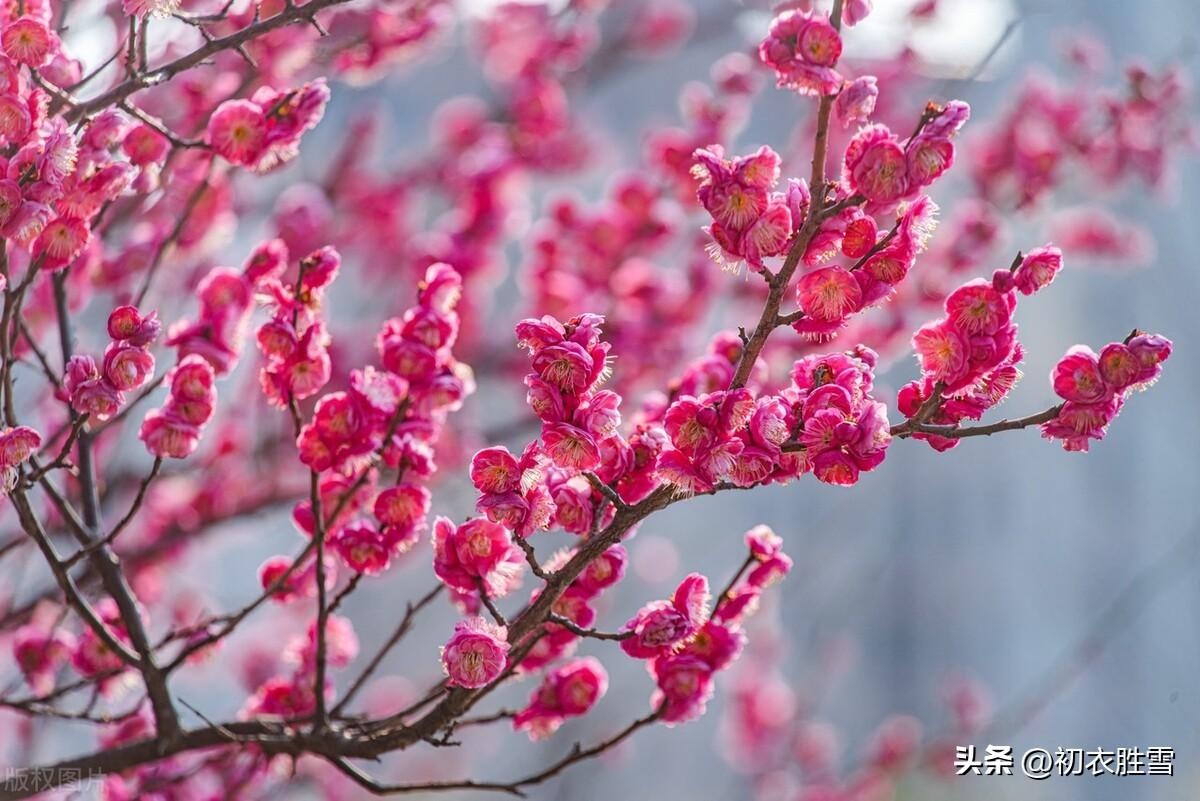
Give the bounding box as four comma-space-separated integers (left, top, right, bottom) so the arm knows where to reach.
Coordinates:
14, 0, 1200, 799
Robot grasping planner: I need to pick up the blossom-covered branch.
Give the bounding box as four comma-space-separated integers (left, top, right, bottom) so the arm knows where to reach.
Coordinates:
0, 0, 1185, 798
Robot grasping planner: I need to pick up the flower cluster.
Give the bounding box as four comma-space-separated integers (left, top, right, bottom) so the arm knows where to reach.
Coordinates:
844, 101, 970, 207
470, 444, 555, 538
621, 573, 710, 660
523, 175, 713, 388
972, 65, 1194, 208
139, 355, 217, 459
432, 516, 523, 600
834, 75, 879, 128
655, 387, 757, 492
166, 254, 263, 377
70, 599, 131, 681
692, 145, 805, 273
652, 342, 890, 491
0, 2, 1185, 796
13, 619, 74, 695
646, 526, 793, 725
264, 263, 472, 594
786, 348, 891, 485
758, 10, 844, 97
331, 483, 430, 575
794, 195, 938, 338
64, 306, 160, 422
513, 656, 608, 739
1042, 332, 1172, 451
901, 271, 1027, 450
644, 51, 759, 202
374, 262, 474, 421
516, 313, 614, 472
328, 0, 450, 81
207, 79, 330, 173
256, 245, 340, 410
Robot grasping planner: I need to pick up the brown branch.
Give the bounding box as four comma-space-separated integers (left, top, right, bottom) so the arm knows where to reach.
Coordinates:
61, 457, 163, 569
583, 472, 628, 511
309, 467, 331, 729
475, 577, 508, 627
714, 554, 755, 611
7, 487, 141, 668
22, 414, 87, 486
513, 535, 550, 581
332, 585, 443, 718
63, 0, 351, 123
891, 405, 1062, 439
50, 272, 182, 742
545, 613, 631, 641
332, 709, 662, 798
728, 0, 848, 390
327, 573, 362, 616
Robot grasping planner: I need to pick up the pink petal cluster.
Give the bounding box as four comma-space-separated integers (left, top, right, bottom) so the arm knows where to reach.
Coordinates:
138, 355, 216, 459
523, 174, 714, 388
788, 349, 891, 486
834, 75, 878, 128
693, 145, 804, 272
207, 79, 330, 173
70, 599, 131, 680
12, 621, 74, 695
514, 313, 613, 473
513, 657, 608, 740
260, 262, 472, 602
843, 101, 970, 207
655, 387, 756, 492
794, 196, 939, 341
652, 525, 794, 726
64, 306, 160, 422
432, 516, 523, 599
972, 67, 1192, 207
0, 424, 40, 491
1007, 245, 1063, 296
375, 262, 474, 420
441, 616, 509, 689
1, 17, 59, 68
243, 617, 358, 718
620, 573, 710, 660
255, 245, 340, 409
470, 444, 556, 539
757, 10, 843, 97
901, 287, 1024, 451
1041, 332, 1171, 451
166, 260, 258, 376
653, 345, 889, 490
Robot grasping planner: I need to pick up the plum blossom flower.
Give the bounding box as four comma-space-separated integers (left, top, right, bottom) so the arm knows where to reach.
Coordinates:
651, 653, 714, 725
441, 616, 509, 688
621, 573, 710, 659
834, 75, 878, 128
1010, 245, 1063, 295
2, 17, 58, 67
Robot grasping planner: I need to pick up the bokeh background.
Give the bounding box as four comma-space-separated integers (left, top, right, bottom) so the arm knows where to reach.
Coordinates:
15, 0, 1200, 799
